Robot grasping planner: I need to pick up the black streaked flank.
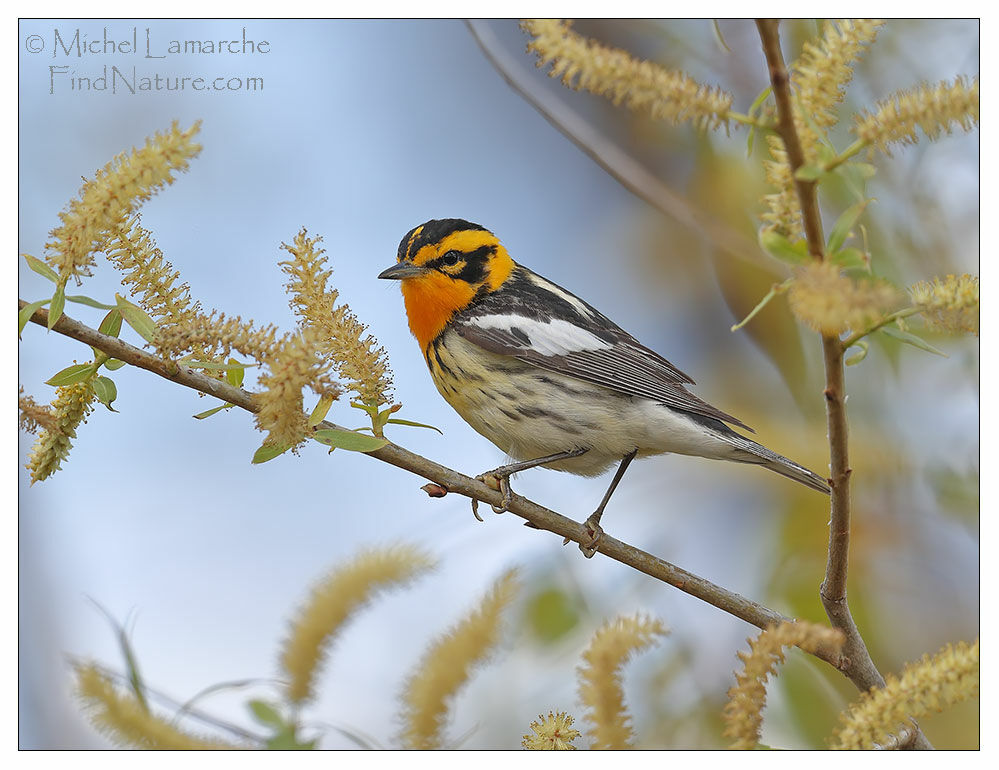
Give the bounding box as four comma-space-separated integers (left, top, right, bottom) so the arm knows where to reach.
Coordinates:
397, 219, 488, 263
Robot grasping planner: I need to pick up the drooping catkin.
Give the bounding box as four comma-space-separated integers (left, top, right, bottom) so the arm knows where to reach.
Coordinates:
830, 638, 979, 749
909, 273, 979, 336
522, 19, 733, 131
280, 545, 435, 704
722, 621, 844, 750
788, 262, 901, 335
45, 121, 202, 287
25, 381, 96, 484
577, 614, 669, 749
75, 663, 238, 749
399, 569, 520, 749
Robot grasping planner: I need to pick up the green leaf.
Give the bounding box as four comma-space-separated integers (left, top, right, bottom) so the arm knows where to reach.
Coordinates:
46, 362, 97, 387
248, 700, 286, 729
252, 442, 293, 464
827, 198, 873, 254
265, 726, 317, 750
846, 162, 877, 179
98, 308, 123, 338
758, 229, 810, 265
308, 393, 336, 427
48, 285, 65, 330
18, 299, 50, 335
794, 164, 826, 181
313, 428, 387, 453
880, 325, 947, 357
23, 254, 59, 283
225, 358, 245, 388
104, 358, 126, 371
386, 418, 444, 435
193, 403, 235, 419
115, 294, 157, 343
66, 294, 116, 310
92, 376, 118, 410
845, 341, 869, 366
711, 19, 731, 53
829, 247, 868, 271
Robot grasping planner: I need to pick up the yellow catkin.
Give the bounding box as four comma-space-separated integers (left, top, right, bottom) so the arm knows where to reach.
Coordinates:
153, 309, 283, 365
788, 261, 901, 335
104, 216, 198, 327
253, 327, 332, 451
45, 121, 202, 286
399, 569, 520, 749
279, 229, 393, 406
522, 711, 581, 750
522, 19, 733, 130
577, 614, 669, 749
26, 381, 96, 484
854, 75, 979, 154
75, 663, 238, 749
722, 621, 845, 750
761, 135, 802, 238
909, 273, 979, 336
830, 638, 979, 749
792, 19, 884, 158
280, 545, 435, 704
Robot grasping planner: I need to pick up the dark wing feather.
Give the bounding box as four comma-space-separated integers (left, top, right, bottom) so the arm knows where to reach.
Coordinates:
454, 267, 754, 433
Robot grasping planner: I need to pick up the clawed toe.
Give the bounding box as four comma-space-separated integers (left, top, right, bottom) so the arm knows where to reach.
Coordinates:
563, 514, 605, 558
471, 469, 515, 521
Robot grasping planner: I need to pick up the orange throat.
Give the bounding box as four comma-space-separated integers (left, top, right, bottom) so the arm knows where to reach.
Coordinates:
401, 272, 477, 352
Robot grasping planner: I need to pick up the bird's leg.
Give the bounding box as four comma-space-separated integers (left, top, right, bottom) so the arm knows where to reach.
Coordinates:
567, 449, 638, 558
471, 448, 589, 520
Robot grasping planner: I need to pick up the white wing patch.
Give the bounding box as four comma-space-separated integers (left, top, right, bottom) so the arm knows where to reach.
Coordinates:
471, 314, 613, 357
527, 273, 597, 319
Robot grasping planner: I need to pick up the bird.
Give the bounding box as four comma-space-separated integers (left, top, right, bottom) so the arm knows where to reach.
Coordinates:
379, 218, 829, 557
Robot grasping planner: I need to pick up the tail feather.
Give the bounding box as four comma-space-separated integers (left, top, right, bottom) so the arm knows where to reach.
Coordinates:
722, 433, 830, 494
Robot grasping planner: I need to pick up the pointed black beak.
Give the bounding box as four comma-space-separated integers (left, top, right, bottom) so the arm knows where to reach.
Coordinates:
378, 262, 427, 280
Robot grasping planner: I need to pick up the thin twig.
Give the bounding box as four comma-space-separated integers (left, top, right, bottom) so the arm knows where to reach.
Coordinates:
22, 299, 844, 669
465, 19, 773, 272
755, 19, 931, 750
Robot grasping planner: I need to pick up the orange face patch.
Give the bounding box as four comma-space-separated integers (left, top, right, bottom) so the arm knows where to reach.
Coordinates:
401, 269, 478, 351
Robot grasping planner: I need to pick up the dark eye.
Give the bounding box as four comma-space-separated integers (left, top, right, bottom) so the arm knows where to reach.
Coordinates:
440, 250, 462, 267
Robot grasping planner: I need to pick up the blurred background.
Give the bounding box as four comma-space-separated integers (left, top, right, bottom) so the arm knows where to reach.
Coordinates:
18, 19, 978, 749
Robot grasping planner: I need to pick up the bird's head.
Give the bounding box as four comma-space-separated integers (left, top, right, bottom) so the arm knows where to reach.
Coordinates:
379, 219, 514, 349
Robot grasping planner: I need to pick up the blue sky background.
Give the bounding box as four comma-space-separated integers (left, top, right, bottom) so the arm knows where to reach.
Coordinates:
18, 19, 979, 749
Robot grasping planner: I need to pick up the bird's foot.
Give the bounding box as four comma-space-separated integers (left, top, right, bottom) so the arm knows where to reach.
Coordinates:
470, 467, 515, 521
563, 513, 605, 558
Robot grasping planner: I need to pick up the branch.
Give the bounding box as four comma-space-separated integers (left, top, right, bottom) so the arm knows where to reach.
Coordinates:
465, 20, 773, 272
755, 19, 932, 750
21, 299, 844, 671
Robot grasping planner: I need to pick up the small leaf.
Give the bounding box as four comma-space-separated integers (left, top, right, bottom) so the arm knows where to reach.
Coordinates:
193, 403, 234, 419
248, 700, 286, 729
48, 285, 66, 330
830, 247, 868, 271
226, 358, 245, 388
115, 294, 157, 343
880, 325, 947, 357
18, 299, 49, 335
312, 428, 388, 453
46, 362, 97, 386
252, 442, 293, 464
386, 418, 444, 435
308, 392, 336, 427
845, 162, 877, 179
23, 254, 58, 283
794, 164, 826, 181
98, 308, 123, 338
92, 376, 118, 410
104, 358, 126, 371
711, 19, 731, 53
759, 229, 811, 265
827, 198, 873, 254
66, 294, 115, 310
845, 341, 869, 366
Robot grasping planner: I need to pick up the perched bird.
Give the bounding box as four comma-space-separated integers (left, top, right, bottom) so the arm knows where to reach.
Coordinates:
379, 219, 829, 556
